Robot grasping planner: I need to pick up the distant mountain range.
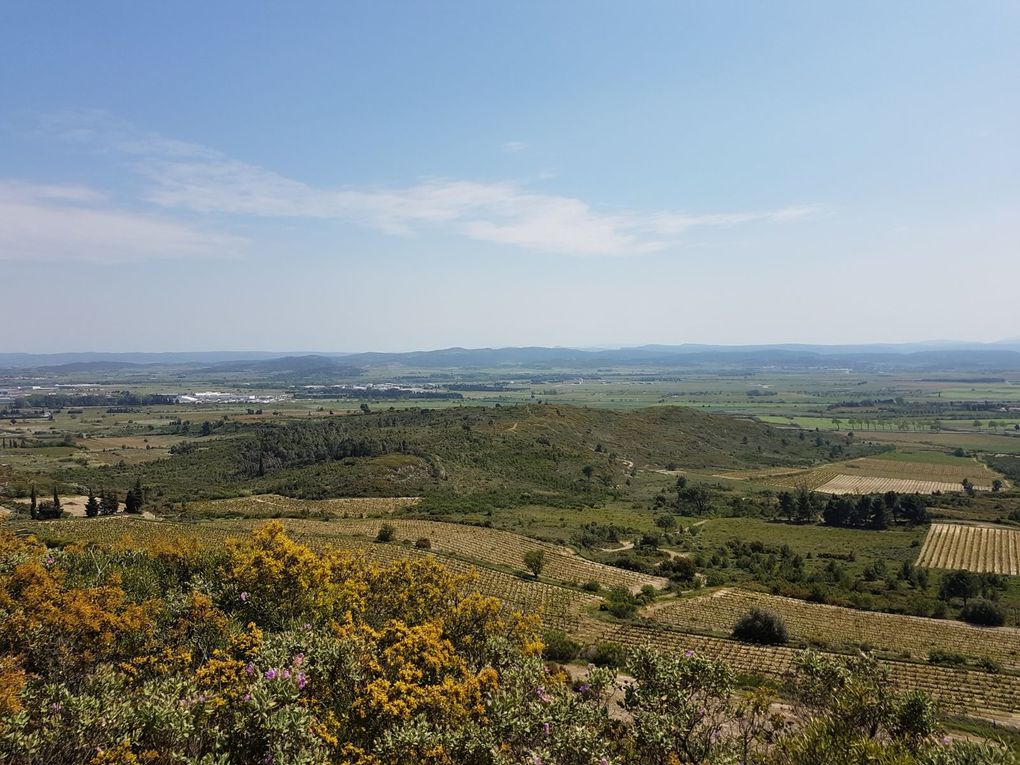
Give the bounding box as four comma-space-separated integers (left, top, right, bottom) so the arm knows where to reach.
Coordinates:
3, 341, 1020, 375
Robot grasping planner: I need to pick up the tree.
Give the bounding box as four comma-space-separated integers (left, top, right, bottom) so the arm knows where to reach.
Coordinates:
100, 491, 118, 516
375, 523, 396, 543
523, 549, 545, 578
777, 491, 795, 522
124, 481, 143, 514
582, 464, 594, 483
992, 479, 1003, 493
959, 599, 1005, 626
732, 607, 788, 645
29, 486, 37, 519
939, 570, 979, 605
85, 491, 100, 518
654, 514, 677, 531
52, 487, 61, 511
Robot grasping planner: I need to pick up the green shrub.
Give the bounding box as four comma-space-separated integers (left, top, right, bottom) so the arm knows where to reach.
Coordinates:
542, 629, 581, 662
731, 607, 789, 645
959, 599, 1005, 626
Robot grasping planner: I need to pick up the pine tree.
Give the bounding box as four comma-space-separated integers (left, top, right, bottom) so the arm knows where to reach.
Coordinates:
85, 491, 100, 518
30, 485, 37, 519
52, 487, 61, 510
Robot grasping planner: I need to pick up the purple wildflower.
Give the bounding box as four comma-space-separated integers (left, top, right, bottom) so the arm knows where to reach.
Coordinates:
684, 649, 695, 658
245, 662, 254, 675
264, 668, 277, 681
535, 685, 551, 703
940, 735, 951, 746
239, 591, 248, 602
242, 693, 251, 702
282, 669, 291, 680
543, 722, 550, 738
297, 673, 307, 690
50, 702, 62, 713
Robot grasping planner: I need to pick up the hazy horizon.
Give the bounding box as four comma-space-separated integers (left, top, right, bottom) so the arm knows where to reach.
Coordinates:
2, 2, 1018, 352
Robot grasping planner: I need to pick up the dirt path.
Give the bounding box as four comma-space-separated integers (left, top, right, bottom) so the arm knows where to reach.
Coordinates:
600, 540, 634, 553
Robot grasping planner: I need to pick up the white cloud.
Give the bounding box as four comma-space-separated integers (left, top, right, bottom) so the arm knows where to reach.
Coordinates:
500, 141, 530, 153
0, 181, 245, 262
42, 111, 816, 257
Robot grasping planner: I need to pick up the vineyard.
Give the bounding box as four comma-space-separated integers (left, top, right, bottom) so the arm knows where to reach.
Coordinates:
916, 523, 1020, 575
815, 474, 975, 495
574, 618, 1020, 717
189, 494, 421, 516
313, 517, 667, 591
647, 588, 1020, 669
13, 517, 1020, 719
716, 456, 1002, 494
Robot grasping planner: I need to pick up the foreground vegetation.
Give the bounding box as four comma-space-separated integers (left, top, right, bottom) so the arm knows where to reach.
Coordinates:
1, 524, 1014, 765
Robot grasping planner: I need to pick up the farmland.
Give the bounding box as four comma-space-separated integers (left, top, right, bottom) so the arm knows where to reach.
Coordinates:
816, 474, 981, 494
4, 360, 1020, 734
18, 515, 1020, 720
648, 588, 1020, 669
916, 523, 1020, 575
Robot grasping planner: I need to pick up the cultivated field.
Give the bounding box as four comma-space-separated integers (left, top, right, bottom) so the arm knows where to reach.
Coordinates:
13, 516, 1019, 720
915, 523, 1020, 575
319, 517, 667, 591
579, 619, 1020, 718
648, 588, 1020, 669
815, 474, 978, 495
719, 455, 1002, 494
190, 494, 421, 517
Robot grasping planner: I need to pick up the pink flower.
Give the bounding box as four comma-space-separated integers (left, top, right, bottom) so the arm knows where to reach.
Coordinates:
684, 649, 695, 658
543, 722, 550, 737
242, 692, 251, 702
535, 685, 551, 703
282, 669, 291, 680
292, 653, 304, 667
239, 591, 248, 602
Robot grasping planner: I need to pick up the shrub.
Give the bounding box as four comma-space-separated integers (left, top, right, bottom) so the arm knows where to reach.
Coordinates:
581, 579, 601, 593
375, 523, 396, 543
542, 629, 581, 662
603, 586, 640, 619
959, 599, 1005, 626
731, 607, 789, 645
585, 641, 628, 668
414, 537, 431, 550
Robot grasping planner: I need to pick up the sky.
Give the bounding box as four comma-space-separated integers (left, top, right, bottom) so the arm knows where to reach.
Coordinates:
1, 1, 1018, 352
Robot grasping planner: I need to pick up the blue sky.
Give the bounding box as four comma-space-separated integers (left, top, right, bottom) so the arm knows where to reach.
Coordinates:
1, 1, 1018, 352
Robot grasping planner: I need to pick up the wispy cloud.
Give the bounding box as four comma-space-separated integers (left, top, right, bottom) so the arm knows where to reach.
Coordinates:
500, 141, 530, 153
0, 180, 245, 262
43, 111, 817, 257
